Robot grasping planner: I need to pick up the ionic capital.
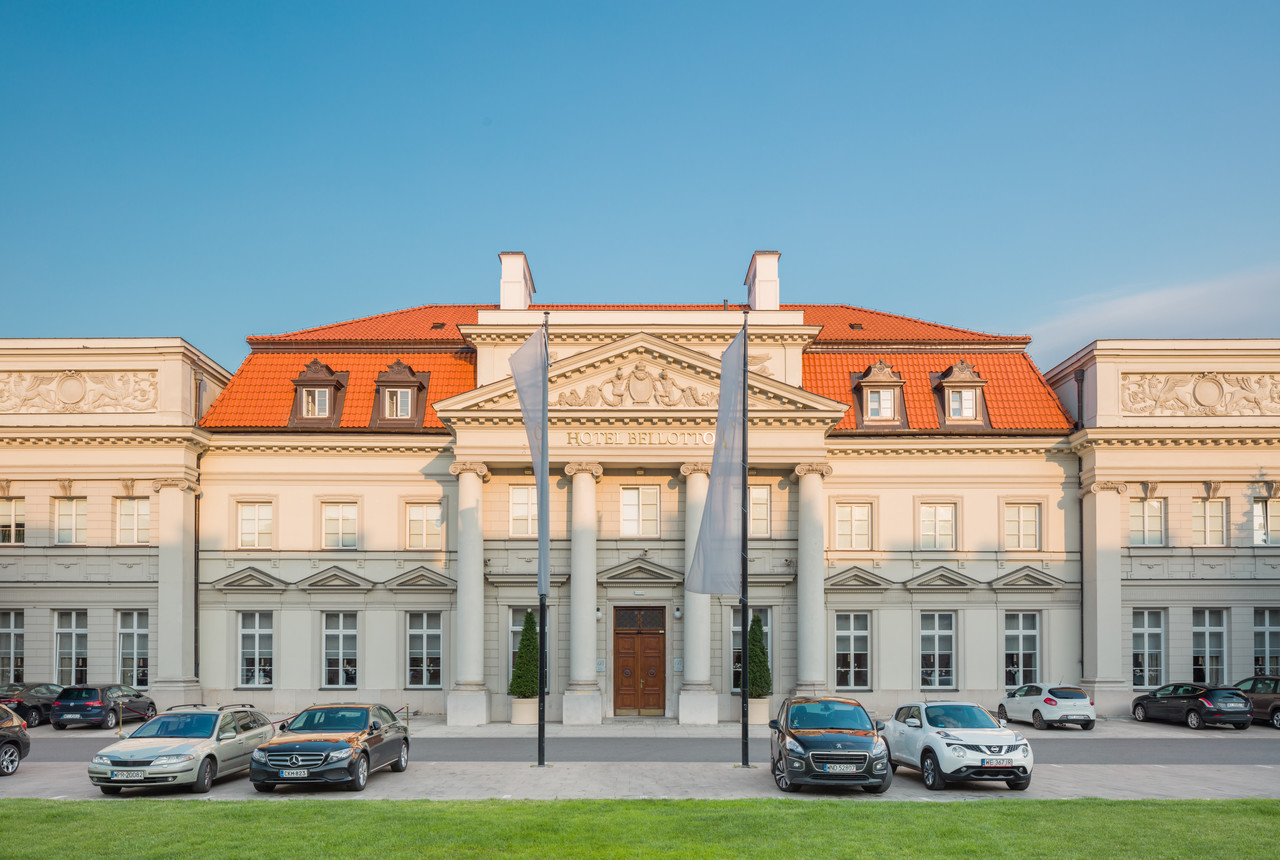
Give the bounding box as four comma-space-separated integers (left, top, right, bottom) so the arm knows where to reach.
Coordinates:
152, 478, 201, 496
679, 462, 711, 479
449, 462, 489, 480
791, 463, 833, 482
564, 462, 603, 481
1079, 480, 1129, 498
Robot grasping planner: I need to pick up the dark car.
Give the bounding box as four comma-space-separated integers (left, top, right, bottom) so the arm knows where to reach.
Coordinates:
0, 682, 63, 727
1233, 675, 1280, 729
0, 704, 32, 776
51, 684, 156, 730
768, 696, 892, 794
249, 703, 409, 792
1132, 683, 1252, 730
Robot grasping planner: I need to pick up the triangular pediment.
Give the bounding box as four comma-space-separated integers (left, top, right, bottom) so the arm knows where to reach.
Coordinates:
991, 566, 1065, 592
825, 566, 895, 592
386, 566, 456, 592
597, 557, 685, 585
905, 566, 980, 591
211, 567, 289, 592
298, 566, 373, 592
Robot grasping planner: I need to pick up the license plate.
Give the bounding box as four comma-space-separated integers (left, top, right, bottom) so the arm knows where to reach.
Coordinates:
981, 758, 1012, 767
61, 714, 80, 720
1224, 703, 1246, 709
111, 770, 145, 780
824, 763, 859, 773
279, 769, 308, 778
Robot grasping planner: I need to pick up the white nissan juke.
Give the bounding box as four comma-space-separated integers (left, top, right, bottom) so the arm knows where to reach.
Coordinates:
884, 701, 1033, 791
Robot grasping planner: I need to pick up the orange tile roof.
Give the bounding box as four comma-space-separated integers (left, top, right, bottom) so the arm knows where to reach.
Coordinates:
792, 305, 1026, 344
201, 351, 475, 431
804, 352, 1073, 432
247, 306, 491, 345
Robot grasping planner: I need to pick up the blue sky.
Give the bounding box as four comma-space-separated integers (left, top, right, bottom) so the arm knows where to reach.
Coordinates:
2, 1, 1277, 371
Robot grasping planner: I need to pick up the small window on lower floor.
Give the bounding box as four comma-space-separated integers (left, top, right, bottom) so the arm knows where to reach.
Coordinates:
834, 612, 869, 689
240, 612, 273, 687
1132, 609, 1164, 688
1004, 612, 1038, 686
407, 612, 442, 689
323, 612, 358, 687
920, 612, 955, 689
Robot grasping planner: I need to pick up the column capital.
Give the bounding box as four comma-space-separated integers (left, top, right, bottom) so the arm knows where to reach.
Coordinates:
1079, 480, 1128, 498
679, 462, 711, 478
152, 478, 201, 496
0, 479, 9, 497
564, 462, 603, 481
449, 462, 489, 479
791, 463, 832, 482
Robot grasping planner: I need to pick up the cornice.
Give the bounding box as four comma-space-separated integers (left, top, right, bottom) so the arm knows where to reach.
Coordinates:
0, 430, 210, 450
825, 438, 1074, 458
1069, 429, 1280, 454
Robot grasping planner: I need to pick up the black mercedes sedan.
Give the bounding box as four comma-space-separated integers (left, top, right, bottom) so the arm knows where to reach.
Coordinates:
1132, 683, 1252, 730
249, 703, 409, 792
768, 696, 892, 793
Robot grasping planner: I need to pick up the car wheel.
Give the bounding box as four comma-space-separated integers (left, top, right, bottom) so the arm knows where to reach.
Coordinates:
1007, 776, 1032, 791
921, 751, 946, 791
22, 707, 40, 728
863, 766, 893, 794
99, 785, 122, 795
771, 756, 801, 793
102, 709, 118, 730
253, 783, 275, 793
1133, 704, 1147, 722
52, 722, 66, 731
1232, 722, 1249, 731
390, 741, 409, 773
997, 705, 1009, 722
1271, 710, 1280, 730
0, 743, 20, 776
1032, 710, 1047, 731
346, 753, 369, 792
1186, 710, 1204, 730
142, 705, 157, 721
190, 758, 215, 794
1081, 720, 1096, 731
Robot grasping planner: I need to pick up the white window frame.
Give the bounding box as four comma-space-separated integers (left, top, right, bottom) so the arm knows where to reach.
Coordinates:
302, 387, 330, 418
56, 610, 88, 687
919, 611, 956, 689
834, 502, 871, 551
56, 498, 87, 545
1254, 499, 1280, 546
919, 503, 956, 550
509, 486, 537, 538
237, 502, 273, 549
749, 486, 770, 538
0, 498, 24, 545
322, 502, 359, 549
406, 502, 443, 550
509, 607, 547, 693
0, 610, 22, 684
385, 388, 413, 419
621, 486, 660, 538
865, 388, 895, 420
239, 611, 273, 688
834, 612, 870, 690
1193, 498, 1227, 546
323, 611, 358, 688
948, 388, 977, 419
1004, 612, 1039, 686
117, 610, 149, 688
407, 611, 442, 689
1192, 608, 1226, 686
1003, 503, 1040, 551
116, 497, 151, 545
1255, 608, 1280, 675
731, 607, 772, 694
1132, 609, 1164, 688
1129, 499, 1165, 546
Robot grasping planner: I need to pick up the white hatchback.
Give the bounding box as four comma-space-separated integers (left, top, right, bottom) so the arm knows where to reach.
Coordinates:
885, 701, 1033, 791
998, 685, 1097, 731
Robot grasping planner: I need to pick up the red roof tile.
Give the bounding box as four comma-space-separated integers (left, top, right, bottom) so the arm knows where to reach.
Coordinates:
247, 306, 491, 345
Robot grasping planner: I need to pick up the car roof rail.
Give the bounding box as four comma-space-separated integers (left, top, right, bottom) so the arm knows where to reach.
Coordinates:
166, 703, 208, 710
217, 703, 256, 711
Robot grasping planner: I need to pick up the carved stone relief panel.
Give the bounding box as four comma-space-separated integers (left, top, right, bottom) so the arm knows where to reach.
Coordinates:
1120, 372, 1280, 416
553, 360, 719, 409
0, 371, 159, 413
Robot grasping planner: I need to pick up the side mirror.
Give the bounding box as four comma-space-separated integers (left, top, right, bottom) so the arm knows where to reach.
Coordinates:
768, 719, 780, 731
905, 717, 921, 728
875, 720, 885, 732
279, 721, 290, 732
219, 731, 236, 741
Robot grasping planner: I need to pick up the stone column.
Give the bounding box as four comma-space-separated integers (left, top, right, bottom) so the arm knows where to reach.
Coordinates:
149, 478, 201, 707
678, 462, 718, 724
793, 463, 832, 695
447, 462, 489, 725
1080, 480, 1130, 714
563, 462, 603, 725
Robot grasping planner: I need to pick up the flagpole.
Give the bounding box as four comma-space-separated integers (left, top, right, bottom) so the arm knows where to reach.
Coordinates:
739, 309, 750, 769
538, 311, 549, 768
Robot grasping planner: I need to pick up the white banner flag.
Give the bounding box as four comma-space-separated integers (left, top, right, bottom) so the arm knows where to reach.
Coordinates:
686, 326, 746, 595
509, 325, 551, 595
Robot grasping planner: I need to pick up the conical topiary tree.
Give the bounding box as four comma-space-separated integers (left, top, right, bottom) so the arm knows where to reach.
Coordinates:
508, 609, 540, 698
746, 612, 773, 698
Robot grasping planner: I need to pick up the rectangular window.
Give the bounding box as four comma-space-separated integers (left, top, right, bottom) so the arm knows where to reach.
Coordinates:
621, 486, 659, 538
1192, 499, 1226, 546
731, 607, 771, 693
56, 498, 87, 545
322, 503, 358, 549
0, 499, 24, 545
948, 388, 976, 419
509, 608, 546, 692
1256, 608, 1280, 675
920, 612, 955, 689
116, 498, 151, 545
866, 389, 894, 419
302, 388, 329, 418
1004, 612, 1039, 686
510, 486, 537, 537
0, 611, 22, 684
118, 610, 149, 688
238, 502, 273, 549
1129, 499, 1165, 546
1003, 504, 1040, 551
239, 612, 273, 687
920, 503, 955, 550
323, 612, 358, 688
749, 486, 770, 538
1132, 609, 1164, 688
834, 612, 870, 689
407, 612, 442, 688
385, 389, 412, 419
1254, 499, 1280, 545
834, 503, 871, 551
56, 610, 88, 686
406, 502, 443, 550
1192, 609, 1226, 686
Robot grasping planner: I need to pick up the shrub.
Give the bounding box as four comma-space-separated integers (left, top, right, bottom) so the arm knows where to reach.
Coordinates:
746, 612, 772, 698
508, 610, 541, 698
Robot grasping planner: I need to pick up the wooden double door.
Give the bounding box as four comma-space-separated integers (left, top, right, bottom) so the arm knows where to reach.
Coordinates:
613, 607, 665, 716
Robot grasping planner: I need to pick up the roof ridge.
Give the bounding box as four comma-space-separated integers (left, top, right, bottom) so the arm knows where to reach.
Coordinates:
786, 303, 1027, 341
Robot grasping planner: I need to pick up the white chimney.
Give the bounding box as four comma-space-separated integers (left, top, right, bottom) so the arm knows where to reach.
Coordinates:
745, 250, 780, 311
499, 251, 535, 310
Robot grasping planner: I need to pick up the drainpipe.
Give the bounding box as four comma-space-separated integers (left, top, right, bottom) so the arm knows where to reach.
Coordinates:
1073, 369, 1085, 431
193, 447, 203, 680
1073, 369, 1085, 684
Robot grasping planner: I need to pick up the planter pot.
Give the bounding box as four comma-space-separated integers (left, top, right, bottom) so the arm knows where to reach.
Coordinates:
748, 697, 771, 725
510, 697, 539, 725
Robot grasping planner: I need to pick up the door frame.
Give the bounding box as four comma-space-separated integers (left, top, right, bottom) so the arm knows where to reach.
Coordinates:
611, 605, 667, 717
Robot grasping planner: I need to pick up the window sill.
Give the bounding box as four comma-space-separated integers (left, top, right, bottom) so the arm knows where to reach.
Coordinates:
234, 687, 273, 691
319, 686, 360, 691
403, 687, 443, 692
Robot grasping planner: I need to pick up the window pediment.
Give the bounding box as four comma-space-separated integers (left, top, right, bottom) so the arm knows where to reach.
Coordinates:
386, 565, 456, 592
825, 565, 894, 592
211, 567, 289, 592
904, 566, 980, 591
991, 566, 1065, 592
597, 558, 684, 585
298, 566, 373, 592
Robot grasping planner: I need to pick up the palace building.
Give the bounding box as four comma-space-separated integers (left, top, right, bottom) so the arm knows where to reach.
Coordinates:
1, 251, 1277, 723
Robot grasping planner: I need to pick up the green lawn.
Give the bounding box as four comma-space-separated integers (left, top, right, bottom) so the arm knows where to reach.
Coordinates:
1, 798, 1276, 859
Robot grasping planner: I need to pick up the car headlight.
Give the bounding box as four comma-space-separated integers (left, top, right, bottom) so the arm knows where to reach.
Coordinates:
151, 754, 195, 767
327, 746, 355, 762
947, 744, 965, 758
251, 748, 268, 762
92, 755, 111, 765
784, 738, 805, 756
1021, 744, 1030, 758
1013, 732, 1025, 743
871, 737, 887, 756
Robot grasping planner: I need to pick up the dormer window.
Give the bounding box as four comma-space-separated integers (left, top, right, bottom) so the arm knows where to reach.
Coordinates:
385, 388, 413, 419
289, 360, 347, 429
866, 389, 895, 419
303, 388, 330, 418
370, 360, 431, 431
948, 388, 975, 419
852, 360, 906, 428
936, 360, 987, 426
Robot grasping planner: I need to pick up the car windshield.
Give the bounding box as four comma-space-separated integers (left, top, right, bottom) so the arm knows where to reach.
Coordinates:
130, 713, 217, 739
288, 708, 368, 733
788, 702, 873, 731
925, 704, 1000, 729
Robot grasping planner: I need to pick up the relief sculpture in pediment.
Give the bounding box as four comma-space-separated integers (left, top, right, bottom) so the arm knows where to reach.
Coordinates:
0, 371, 159, 414
1121, 372, 1280, 416
554, 360, 718, 409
